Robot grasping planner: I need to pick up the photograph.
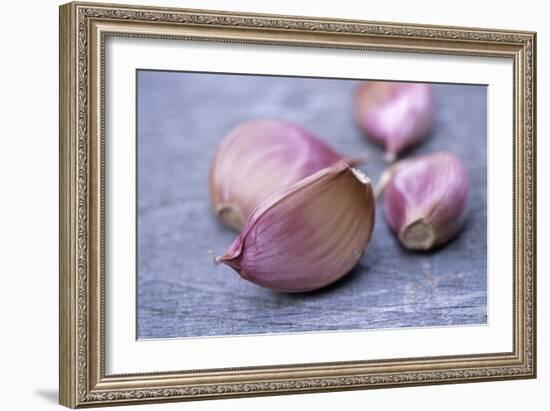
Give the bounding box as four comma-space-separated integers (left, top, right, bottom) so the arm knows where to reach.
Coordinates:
57, 2, 536, 407
136, 70, 487, 339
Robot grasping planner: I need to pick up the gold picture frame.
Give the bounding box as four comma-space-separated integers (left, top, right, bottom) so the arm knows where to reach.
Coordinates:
59, 1, 536, 408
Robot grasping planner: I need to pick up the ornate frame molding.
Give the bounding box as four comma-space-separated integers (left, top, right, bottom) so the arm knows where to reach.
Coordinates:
59, 2, 536, 408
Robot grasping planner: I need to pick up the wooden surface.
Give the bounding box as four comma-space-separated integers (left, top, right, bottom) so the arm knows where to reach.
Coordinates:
136, 70, 487, 339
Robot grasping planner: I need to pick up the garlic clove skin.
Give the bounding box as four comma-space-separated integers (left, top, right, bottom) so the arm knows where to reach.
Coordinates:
379, 152, 469, 251
210, 119, 353, 231
216, 160, 376, 292
354, 82, 435, 161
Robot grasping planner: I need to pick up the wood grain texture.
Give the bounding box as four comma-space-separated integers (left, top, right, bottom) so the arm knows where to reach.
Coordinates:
136, 70, 487, 339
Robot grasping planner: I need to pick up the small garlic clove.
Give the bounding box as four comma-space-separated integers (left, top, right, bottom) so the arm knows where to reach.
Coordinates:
216, 160, 376, 292
379, 152, 469, 251
354, 81, 435, 161
210, 119, 355, 231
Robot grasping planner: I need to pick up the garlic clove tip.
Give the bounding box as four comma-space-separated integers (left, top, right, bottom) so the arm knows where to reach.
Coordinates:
215, 203, 245, 231
351, 167, 370, 185
399, 218, 437, 251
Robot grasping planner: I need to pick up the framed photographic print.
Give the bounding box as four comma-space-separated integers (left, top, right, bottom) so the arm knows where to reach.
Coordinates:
59, 1, 537, 408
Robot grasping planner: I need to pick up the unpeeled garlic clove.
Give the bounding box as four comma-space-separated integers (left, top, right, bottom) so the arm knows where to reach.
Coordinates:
354, 81, 435, 161
216, 160, 375, 292
210, 119, 356, 231
378, 152, 469, 251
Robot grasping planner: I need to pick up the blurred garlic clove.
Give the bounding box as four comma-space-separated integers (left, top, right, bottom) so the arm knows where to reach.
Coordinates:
216, 160, 375, 292
210, 119, 357, 231
379, 152, 469, 251
354, 81, 435, 161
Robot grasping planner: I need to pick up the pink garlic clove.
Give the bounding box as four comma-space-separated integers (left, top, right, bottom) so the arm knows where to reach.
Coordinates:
216, 160, 376, 292
354, 81, 435, 161
379, 152, 469, 251
210, 119, 358, 231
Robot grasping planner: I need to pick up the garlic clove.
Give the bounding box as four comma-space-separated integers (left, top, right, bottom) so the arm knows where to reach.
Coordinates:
354, 81, 435, 161
379, 152, 469, 250
210, 119, 357, 231
216, 160, 376, 292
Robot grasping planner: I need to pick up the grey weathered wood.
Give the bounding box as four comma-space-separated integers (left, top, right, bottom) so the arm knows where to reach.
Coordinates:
137, 70, 487, 338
